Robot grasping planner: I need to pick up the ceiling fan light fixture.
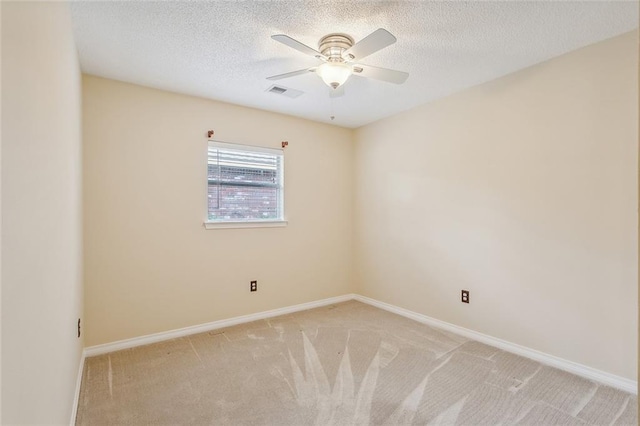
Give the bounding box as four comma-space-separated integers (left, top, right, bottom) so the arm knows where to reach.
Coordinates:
317, 62, 352, 89
268, 29, 407, 91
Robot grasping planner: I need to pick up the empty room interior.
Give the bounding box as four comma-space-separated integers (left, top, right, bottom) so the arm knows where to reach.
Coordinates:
1, 1, 639, 425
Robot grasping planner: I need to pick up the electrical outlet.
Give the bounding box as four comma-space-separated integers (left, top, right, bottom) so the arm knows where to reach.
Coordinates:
77, 318, 81, 338
461, 290, 469, 304
250, 280, 257, 292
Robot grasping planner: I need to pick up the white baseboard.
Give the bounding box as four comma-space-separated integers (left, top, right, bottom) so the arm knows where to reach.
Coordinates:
84, 294, 354, 357
81, 293, 637, 395
353, 294, 637, 395
70, 349, 86, 426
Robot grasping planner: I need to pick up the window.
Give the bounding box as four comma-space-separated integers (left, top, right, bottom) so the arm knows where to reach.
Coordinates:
205, 141, 285, 228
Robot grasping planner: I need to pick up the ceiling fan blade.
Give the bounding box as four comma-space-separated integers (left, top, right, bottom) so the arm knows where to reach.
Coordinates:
271, 35, 327, 60
343, 28, 396, 61
266, 68, 315, 81
329, 86, 345, 98
352, 64, 408, 84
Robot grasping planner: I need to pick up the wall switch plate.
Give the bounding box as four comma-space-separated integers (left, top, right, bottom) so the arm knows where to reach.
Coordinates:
250, 281, 257, 292
461, 290, 469, 303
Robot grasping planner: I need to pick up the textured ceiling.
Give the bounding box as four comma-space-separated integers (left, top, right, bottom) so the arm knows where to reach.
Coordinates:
70, 1, 638, 128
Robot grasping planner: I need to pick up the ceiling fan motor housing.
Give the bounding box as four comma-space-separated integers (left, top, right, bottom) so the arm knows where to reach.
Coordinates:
319, 33, 354, 61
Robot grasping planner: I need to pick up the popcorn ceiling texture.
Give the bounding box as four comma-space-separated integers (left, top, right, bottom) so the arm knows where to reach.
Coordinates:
70, 1, 638, 128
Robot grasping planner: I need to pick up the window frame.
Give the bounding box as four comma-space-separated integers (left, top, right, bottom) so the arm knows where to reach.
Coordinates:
204, 140, 287, 230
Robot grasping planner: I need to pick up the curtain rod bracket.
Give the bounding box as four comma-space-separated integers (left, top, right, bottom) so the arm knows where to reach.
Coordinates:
207, 130, 214, 138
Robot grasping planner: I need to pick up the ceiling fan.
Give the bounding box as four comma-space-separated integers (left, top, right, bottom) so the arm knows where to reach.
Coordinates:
267, 28, 409, 91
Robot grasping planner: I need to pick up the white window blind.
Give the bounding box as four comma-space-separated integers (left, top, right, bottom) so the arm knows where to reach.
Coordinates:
207, 141, 284, 223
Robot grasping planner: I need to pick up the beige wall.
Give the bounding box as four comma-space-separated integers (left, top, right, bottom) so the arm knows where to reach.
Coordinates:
354, 31, 639, 380
1, 2, 83, 424
82, 76, 353, 346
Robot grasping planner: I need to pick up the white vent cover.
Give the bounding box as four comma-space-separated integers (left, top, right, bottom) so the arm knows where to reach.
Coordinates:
266, 85, 303, 99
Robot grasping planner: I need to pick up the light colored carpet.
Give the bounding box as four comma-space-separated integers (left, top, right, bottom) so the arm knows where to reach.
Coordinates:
76, 301, 637, 425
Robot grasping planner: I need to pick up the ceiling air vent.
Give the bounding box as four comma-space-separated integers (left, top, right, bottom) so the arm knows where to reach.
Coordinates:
266, 85, 303, 99
269, 86, 287, 94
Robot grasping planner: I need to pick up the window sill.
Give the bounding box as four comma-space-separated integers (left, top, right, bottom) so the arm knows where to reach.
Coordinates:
203, 220, 288, 230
